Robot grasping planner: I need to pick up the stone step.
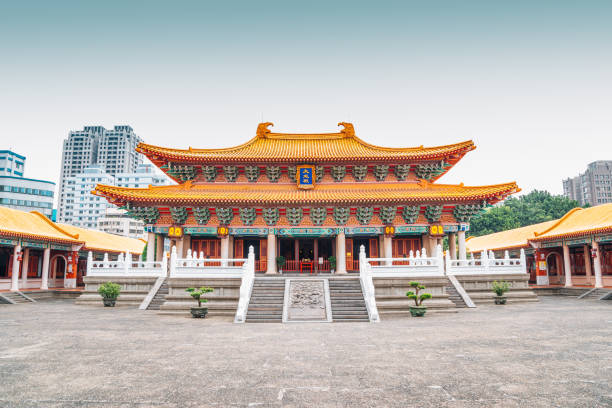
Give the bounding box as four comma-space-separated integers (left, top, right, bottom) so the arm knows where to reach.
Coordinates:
331, 310, 368, 315
332, 314, 370, 319
246, 319, 282, 323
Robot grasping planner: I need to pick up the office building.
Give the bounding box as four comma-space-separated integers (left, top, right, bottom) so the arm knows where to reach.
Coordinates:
0, 150, 54, 217
57, 125, 143, 222
563, 161, 612, 206
63, 164, 172, 232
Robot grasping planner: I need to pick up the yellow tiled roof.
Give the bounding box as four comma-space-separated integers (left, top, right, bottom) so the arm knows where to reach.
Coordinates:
532, 203, 612, 241
136, 123, 476, 163
57, 223, 146, 254
466, 220, 557, 253
466, 203, 612, 251
0, 206, 81, 245
0, 206, 146, 254
93, 181, 519, 206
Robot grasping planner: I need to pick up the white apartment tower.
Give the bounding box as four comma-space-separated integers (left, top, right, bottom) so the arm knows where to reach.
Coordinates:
63, 163, 172, 233
58, 125, 142, 222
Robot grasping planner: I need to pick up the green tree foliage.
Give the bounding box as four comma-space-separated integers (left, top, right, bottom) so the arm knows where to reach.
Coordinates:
469, 190, 584, 237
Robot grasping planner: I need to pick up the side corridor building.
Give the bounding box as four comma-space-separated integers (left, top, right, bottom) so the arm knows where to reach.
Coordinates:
466, 203, 612, 288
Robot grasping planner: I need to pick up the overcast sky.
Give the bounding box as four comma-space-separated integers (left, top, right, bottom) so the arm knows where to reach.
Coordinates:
1, 0, 610, 199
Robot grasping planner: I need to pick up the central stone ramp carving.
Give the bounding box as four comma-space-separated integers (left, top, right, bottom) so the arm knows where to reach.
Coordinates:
328, 278, 369, 322
283, 279, 332, 323
245, 278, 285, 323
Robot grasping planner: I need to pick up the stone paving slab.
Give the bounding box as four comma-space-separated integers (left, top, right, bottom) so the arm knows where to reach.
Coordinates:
0, 297, 611, 407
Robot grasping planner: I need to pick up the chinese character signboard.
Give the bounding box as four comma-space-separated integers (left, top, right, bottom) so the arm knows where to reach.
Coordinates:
297, 164, 315, 189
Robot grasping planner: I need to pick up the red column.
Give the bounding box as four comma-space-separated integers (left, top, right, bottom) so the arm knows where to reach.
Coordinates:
534, 249, 548, 285
66, 251, 78, 280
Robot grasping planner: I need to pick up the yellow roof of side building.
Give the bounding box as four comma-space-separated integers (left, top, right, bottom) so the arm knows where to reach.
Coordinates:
531, 203, 612, 242
466, 220, 557, 253
0, 206, 81, 245
466, 203, 612, 252
57, 223, 146, 254
0, 206, 145, 254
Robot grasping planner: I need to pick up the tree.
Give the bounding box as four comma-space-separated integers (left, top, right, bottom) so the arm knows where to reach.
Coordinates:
468, 190, 583, 237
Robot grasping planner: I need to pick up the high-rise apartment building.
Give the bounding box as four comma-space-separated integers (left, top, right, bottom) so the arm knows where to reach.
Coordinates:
563, 160, 612, 206
64, 164, 171, 231
0, 150, 55, 217
57, 125, 143, 222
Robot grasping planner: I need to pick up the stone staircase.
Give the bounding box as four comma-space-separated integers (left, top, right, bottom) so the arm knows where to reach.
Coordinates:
558, 287, 591, 297
445, 285, 467, 308
328, 278, 369, 322
578, 288, 612, 300
0, 291, 36, 304
246, 278, 285, 323
146, 280, 169, 310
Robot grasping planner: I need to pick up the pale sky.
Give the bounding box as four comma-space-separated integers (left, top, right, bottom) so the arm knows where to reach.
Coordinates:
1, 0, 611, 201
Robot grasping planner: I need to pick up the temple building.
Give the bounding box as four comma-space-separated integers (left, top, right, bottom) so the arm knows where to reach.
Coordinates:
93, 122, 519, 274
466, 203, 612, 288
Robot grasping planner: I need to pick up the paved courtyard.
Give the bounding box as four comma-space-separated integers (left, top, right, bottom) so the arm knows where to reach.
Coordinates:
1, 297, 611, 408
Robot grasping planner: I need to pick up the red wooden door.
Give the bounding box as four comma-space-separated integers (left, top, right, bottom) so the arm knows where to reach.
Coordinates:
369, 238, 379, 265
234, 239, 244, 258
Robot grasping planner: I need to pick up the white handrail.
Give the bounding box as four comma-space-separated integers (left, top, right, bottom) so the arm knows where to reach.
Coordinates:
169, 246, 248, 278
87, 251, 167, 277
446, 248, 527, 275
235, 246, 256, 323
359, 245, 380, 323
365, 245, 445, 277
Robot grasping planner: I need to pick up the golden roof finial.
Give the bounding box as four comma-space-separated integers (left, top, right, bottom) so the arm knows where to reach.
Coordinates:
338, 122, 355, 137
256, 122, 274, 138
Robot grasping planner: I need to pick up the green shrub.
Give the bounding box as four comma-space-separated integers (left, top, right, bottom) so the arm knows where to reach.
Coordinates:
276, 256, 286, 269
328, 256, 337, 270
98, 282, 121, 299
186, 286, 214, 307
405, 281, 432, 306
492, 281, 510, 296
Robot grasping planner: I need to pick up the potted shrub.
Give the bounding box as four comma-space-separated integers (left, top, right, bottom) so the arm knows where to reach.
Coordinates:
186, 286, 214, 318
328, 256, 336, 273
276, 256, 286, 273
98, 281, 121, 307
492, 281, 510, 305
406, 281, 432, 317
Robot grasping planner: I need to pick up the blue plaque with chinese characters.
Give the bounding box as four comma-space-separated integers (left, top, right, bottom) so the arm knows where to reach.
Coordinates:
296, 165, 315, 189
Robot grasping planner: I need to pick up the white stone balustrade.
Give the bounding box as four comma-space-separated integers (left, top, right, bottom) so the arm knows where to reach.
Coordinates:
364, 244, 445, 277
234, 246, 256, 323
445, 249, 527, 275
87, 251, 168, 277
169, 246, 252, 278
359, 245, 380, 323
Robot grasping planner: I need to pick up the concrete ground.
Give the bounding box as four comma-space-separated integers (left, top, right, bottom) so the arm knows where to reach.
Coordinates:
0, 298, 610, 408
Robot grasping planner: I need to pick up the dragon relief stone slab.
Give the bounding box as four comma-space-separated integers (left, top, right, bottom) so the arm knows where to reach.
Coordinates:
285, 280, 329, 322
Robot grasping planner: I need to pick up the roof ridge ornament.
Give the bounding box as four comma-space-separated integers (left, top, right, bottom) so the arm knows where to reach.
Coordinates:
338, 122, 355, 137
256, 122, 274, 138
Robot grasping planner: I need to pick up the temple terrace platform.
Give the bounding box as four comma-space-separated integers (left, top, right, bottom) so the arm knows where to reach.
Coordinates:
1, 297, 610, 407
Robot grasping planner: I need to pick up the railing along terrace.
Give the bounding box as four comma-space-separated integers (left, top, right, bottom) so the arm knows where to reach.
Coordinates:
364, 245, 445, 277
87, 251, 167, 277
235, 246, 256, 323
445, 249, 527, 275
358, 246, 380, 323
169, 246, 252, 278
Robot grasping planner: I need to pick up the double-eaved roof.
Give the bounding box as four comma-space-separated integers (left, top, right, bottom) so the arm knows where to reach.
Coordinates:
95, 122, 518, 209
466, 203, 612, 252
